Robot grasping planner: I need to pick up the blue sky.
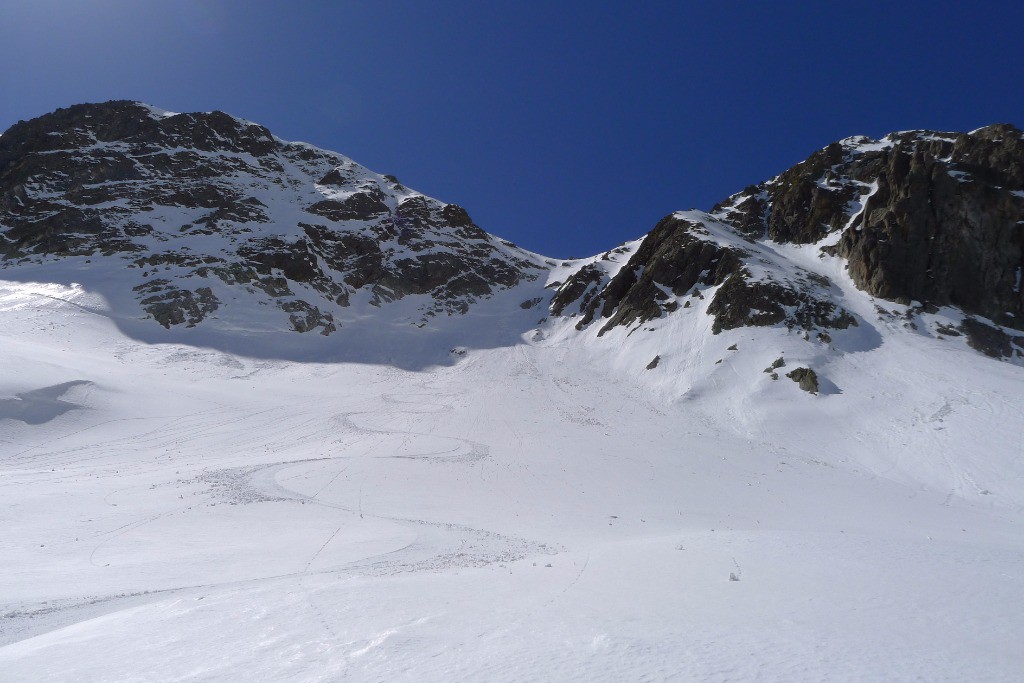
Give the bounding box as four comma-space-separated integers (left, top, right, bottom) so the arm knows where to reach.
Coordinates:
2, 1, 1021, 258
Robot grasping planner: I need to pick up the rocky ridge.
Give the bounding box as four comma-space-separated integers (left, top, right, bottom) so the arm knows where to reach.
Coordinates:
0, 101, 543, 335
718, 127, 1024, 336
550, 211, 857, 339
1, 102, 1022, 366
551, 124, 1024, 361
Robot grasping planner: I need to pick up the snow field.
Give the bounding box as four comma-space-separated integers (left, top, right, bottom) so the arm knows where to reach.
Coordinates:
1, 280, 1023, 681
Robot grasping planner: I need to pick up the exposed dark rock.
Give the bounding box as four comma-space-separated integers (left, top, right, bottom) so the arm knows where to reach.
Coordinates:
307, 190, 389, 222
441, 204, 473, 227
716, 125, 1024, 330
786, 367, 819, 394
318, 168, 354, 186
553, 215, 748, 335
767, 143, 860, 243
551, 264, 604, 320
646, 355, 661, 370
0, 100, 542, 332
707, 273, 856, 335
4, 102, 1021, 364
712, 274, 856, 335
710, 187, 768, 238
520, 297, 543, 309
596, 217, 747, 336
551, 209, 859, 340
138, 286, 220, 328
959, 317, 1024, 358
281, 300, 336, 335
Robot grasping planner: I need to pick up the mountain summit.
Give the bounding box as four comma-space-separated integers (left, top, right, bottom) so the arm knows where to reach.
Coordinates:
1, 102, 1022, 367
3, 103, 1024, 680
0, 101, 543, 343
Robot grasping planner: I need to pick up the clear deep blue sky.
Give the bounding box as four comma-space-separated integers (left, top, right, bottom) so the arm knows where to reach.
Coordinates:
2, 1, 1022, 258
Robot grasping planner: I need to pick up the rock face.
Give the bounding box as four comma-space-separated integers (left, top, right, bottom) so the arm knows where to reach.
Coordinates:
551, 211, 858, 339
786, 367, 819, 394
959, 317, 1024, 359
0, 101, 542, 333
713, 125, 1024, 329
551, 125, 1022, 358
1, 102, 1021, 364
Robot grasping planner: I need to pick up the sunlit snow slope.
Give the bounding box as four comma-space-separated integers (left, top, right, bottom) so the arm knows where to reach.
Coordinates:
1, 104, 1023, 681
1, 275, 1023, 681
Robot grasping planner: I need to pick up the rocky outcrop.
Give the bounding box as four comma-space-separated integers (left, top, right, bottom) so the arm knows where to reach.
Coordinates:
707, 274, 855, 335
136, 285, 220, 329
538, 124, 1017, 362
552, 215, 747, 334
959, 317, 1024, 358
786, 367, 819, 394
2, 102, 1021, 364
0, 101, 542, 332
714, 125, 1024, 329
551, 211, 857, 338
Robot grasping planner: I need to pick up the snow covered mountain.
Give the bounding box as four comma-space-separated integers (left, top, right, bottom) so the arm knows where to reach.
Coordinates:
553, 124, 1024, 357
2, 102, 1021, 373
0, 101, 547, 362
2, 103, 1024, 680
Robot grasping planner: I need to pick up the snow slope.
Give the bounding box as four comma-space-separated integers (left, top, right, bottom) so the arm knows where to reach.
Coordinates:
0, 101, 549, 363
2, 105, 1023, 680
1, 274, 1023, 681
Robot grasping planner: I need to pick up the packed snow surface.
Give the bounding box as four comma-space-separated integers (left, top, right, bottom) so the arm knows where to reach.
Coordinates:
1, 276, 1023, 682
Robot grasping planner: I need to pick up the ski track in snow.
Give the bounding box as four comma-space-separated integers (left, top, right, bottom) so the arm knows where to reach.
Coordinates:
1, 379, 556, 649
2, 279, 1024, 681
